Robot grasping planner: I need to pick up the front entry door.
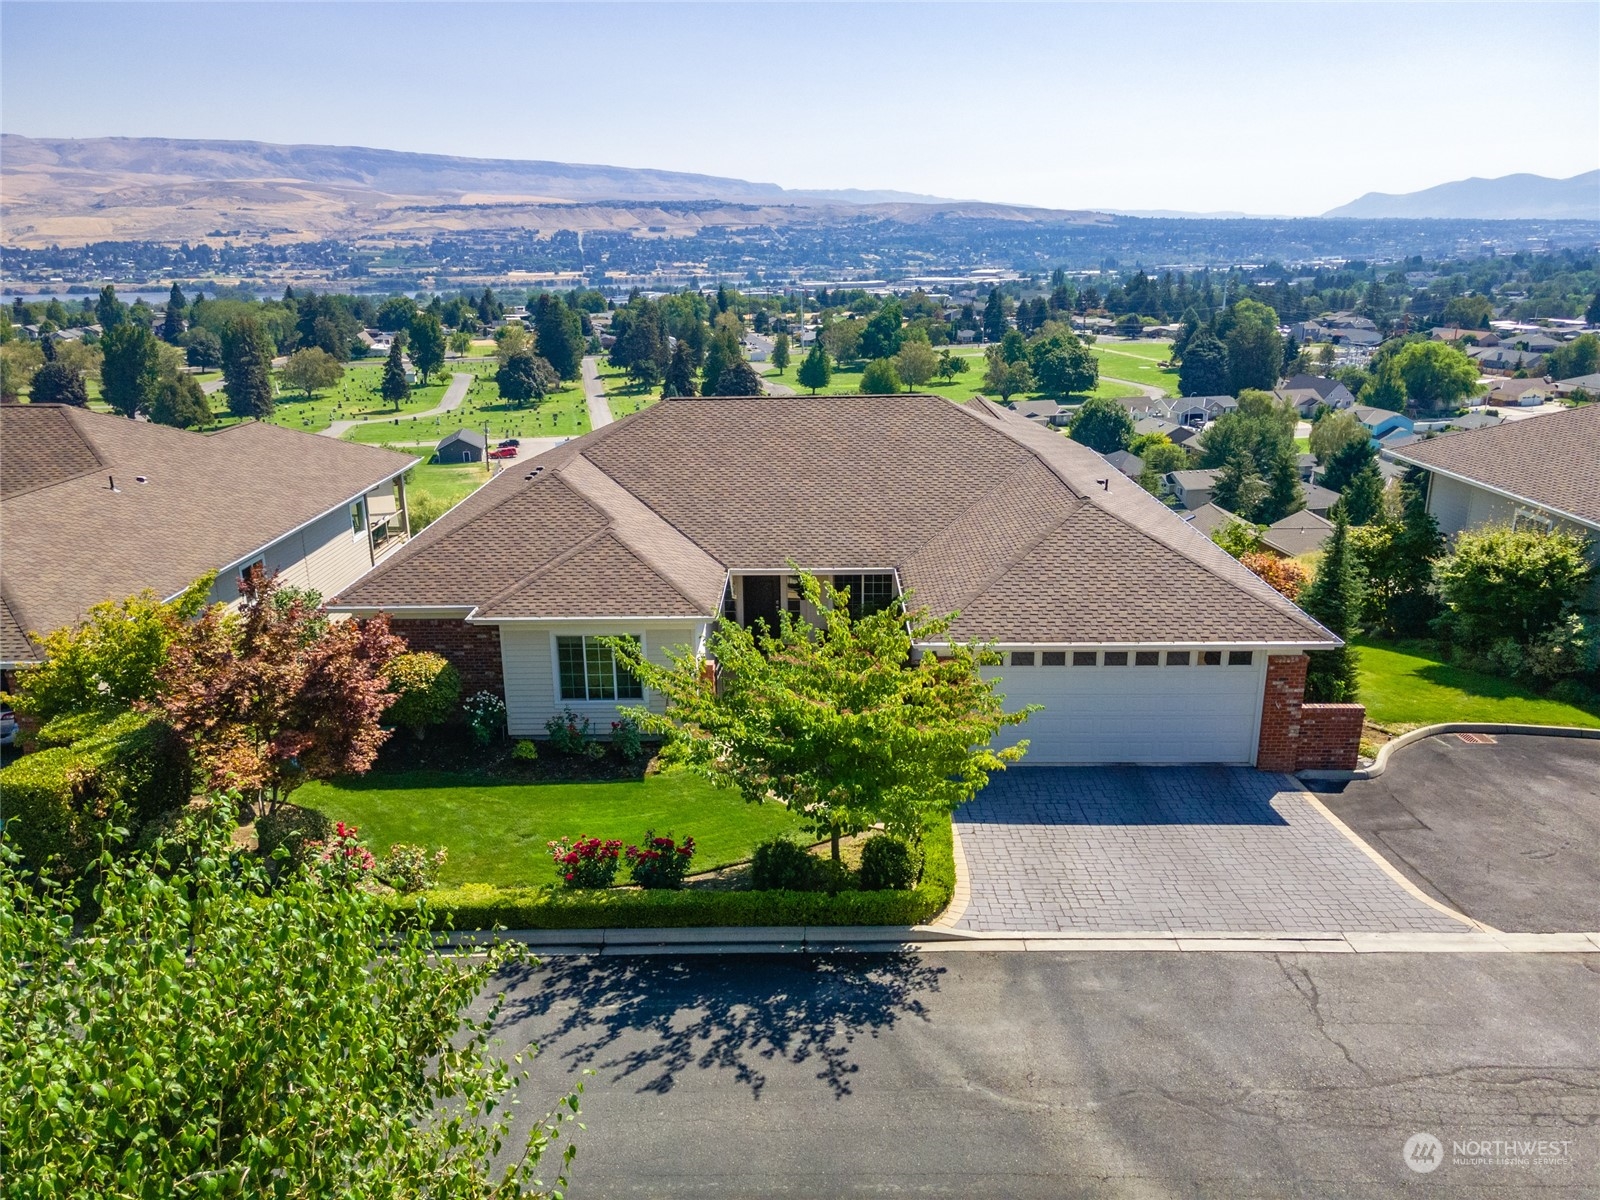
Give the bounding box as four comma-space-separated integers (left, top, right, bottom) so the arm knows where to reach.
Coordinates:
742, 575, 781, 637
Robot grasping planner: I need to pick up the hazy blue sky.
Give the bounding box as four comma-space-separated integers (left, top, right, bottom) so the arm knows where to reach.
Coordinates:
3, 2, 1596, 214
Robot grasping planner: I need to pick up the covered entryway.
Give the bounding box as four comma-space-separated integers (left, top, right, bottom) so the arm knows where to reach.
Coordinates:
985, 649, 1268, 765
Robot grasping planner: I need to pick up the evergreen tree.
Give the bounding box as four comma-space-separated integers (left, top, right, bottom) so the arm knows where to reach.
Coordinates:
982, 290, 1007, 342
716, 358, 766, 396
1319, 438, 1377, 495
770, 331, 790, 375
30, 360, 89, 407
1586, 289, 1600, 328
149, 372, 212, 429
796, 343, 832, 394
1211, 451, 1267, 521
222, 318, 275, 420
1335, 461, 1385, 526
96, 285, 126, 330
1223, 299, 1284, 393
100, 321, 162, 418
1260, 447, 1305, 524
662, 340, 697, 398
860, 300, 904, 360
161, 283, 187, 343
1170, 307, 1202, 363
1299, 512, 1365, 702
1387, 481, 1444, 635
380, 339, 411, 410
532, 294, 583, 379
1177, 329, 1230, 396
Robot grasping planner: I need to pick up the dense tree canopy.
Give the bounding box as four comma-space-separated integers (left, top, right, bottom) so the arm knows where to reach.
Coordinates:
1221, 299, 1284, 393
1068, 395, 1135, 454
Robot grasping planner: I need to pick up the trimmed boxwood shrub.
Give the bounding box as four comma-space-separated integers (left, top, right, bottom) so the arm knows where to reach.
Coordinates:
388, 814, 956, 931
0, 710, 191, 875
750, 836, 822, 892
383, 651, 461, 737
858, 833, 921, 891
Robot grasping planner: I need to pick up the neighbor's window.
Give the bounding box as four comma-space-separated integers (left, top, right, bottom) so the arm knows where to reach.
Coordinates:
1228, 650, 1254, 666
556, 635, 643, 702
832, 573, 897, 620
350, 499, 366, 539
1103, 651, 1129, 667
1010, 651, 1036, 667
1513, 507, 1554, 533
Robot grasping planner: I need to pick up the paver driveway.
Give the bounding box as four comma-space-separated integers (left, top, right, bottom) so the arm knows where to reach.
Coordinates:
953, 766, 1466, 934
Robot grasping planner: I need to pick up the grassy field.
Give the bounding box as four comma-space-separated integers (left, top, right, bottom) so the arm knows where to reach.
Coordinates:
297, 768, 800, 887
268, 361, 452, 434
405, 461, 491, 511
1089, 339, 1179, 396
597, 363, 658, 417
340, 362, 589, 446
1355, 638, 1600, 730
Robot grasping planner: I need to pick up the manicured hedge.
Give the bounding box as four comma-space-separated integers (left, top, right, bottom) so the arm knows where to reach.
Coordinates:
394, 813, 956, 931
0, 710, 192, 874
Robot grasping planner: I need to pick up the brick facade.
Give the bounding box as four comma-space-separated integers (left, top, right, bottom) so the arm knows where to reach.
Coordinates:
1297, 704, 1365, 772
1255, 652, 1365, 773
388, 618, 504, 698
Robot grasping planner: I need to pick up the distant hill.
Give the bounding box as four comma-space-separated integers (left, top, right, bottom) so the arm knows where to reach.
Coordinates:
1323, 171, 1600, 220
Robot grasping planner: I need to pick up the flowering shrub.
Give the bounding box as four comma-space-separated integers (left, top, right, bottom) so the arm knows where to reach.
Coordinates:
512, 739, 539, 761
304, 821, 377, 884
544, 707, 590, 755
462, 691, 506, 746
381, 842, 448, 893
626, 831, 695, 890
610, 713, 644, 760
548, 835, 623, 888
1240, 551, 1312, 599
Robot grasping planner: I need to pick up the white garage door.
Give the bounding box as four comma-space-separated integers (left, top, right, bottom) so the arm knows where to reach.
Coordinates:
985, 651, 1268, 765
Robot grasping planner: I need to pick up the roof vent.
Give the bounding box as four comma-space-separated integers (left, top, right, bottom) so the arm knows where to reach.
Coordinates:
135, 475, 148, 484
107, 475, 120, 493
523, 466, 544, 481
1097, 478, 1110, 491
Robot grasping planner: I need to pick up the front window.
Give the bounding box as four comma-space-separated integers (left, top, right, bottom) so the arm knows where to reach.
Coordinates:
556, 635, 643, 702
831, 573, 897, 620
350, 499, 366, 539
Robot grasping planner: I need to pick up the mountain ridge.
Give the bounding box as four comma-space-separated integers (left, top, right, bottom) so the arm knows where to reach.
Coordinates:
1323, 170, 1599, 220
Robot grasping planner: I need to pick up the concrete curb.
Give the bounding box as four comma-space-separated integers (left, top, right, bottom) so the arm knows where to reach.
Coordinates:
444, 925, 1600, 956
1297, 722, 1600, 782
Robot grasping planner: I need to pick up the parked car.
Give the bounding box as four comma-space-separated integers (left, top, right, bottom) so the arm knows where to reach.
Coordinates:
0, 709, 17, 748
487, 446, 517, 460
497, 438, 520, 448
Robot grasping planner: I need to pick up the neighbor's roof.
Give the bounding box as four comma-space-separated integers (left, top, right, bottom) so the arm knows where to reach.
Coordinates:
1260, 510, 1334, 558
335, 394, 1335, 647
1389, 403, 1600, 529
438, 427, 487, 448
0, 405, 416, 664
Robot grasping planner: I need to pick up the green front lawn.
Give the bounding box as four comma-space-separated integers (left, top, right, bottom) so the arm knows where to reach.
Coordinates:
1089, 341, 1179, 396
1355, 638, 1600, 730
297, 768, 800, 887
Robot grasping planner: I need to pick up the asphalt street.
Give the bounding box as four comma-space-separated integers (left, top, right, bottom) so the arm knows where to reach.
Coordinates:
486, 951, 1600, 1199
1314, 734, 1600, 933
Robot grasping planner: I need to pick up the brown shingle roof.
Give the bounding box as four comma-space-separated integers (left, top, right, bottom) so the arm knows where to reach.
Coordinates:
0, 406, 415, 663
336, 395, 1336, 646
1389, 404, 1600, 528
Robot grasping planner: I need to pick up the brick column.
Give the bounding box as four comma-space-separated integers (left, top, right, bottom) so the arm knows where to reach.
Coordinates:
388, 618, 504, 698
1256, 653, 1307, 773
1298, 704, 1366, 771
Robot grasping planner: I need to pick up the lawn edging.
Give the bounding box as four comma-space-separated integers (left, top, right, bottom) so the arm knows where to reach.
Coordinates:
391, 813, 955, 932
1298, 723, 1600, 783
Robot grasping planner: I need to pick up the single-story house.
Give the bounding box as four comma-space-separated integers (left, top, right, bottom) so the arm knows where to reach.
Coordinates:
1103, 449, 1145, 479
1388, 403, 1600, 593
0, 405, 416, 677
1551, 372, 1600, 400
1351, 405, 1414, 443
1136, 395, 1236, 427
331, 394, 1343, 769
1184, 502, 1244, 539
1302, 482, 1342, 517
1131, 415, 1195, 445
1487, 378, 1554, 407
1009, 399, 1068, 427
1297, 452, 1318, 482
1277, 375, 1357, 418
1467, 344, 1544, 375
1259, 510, 1334, 558
1166, 468, 1222, 510
437, 428, 487, 464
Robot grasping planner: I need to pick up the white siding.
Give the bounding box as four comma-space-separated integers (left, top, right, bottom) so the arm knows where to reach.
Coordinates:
208, 502, 376, 606
983, 646, 1268, 765
498, 620, 708, 737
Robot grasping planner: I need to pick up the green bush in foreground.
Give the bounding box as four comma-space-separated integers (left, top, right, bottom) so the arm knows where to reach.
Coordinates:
398, 813, 956, 930
0, 798, 582, 1197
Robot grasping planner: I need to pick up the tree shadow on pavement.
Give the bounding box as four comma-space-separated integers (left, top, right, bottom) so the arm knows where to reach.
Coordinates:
496, 954, 944, 1100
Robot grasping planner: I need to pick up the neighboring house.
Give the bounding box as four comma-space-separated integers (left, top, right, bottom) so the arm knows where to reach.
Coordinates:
1431, 327, 1496, 344
1010, 399, 1068, 427
1487, 378, 1554, 406
1302, 482, 1342, 516
331, 394, 1340, 768
1132, 415, 1199, 446
1552, 372, 1600, 400
1388, 402, 1600, 589
1166, 469, 1221, 510
437, 428, 487, 464
1184, 502, 1243, 539
1259, 511, 1334, 558
1276, 375, 1357, 417
1296, 452, 1318, 482
1146, 395, 1236, 426
1468, 344, 1545, 375
1103, 450, 1145, 479
0, 405, 415, 678
1351, 405, 1415, 443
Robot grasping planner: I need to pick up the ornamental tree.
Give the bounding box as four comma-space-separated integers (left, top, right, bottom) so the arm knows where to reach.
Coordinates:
280, 345, 344, 398
384, 650, 462, 739
0, 797, 581, 1197
608, 572, 1035, 863
158, 569, 405, 814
